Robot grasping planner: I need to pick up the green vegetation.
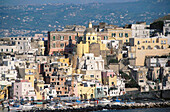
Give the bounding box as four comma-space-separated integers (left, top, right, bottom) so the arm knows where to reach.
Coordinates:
120, 71, 139, 88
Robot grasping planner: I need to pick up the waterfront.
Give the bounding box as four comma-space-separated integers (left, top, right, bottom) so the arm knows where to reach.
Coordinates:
95, 107, 170, 112
1, 107, 170, 112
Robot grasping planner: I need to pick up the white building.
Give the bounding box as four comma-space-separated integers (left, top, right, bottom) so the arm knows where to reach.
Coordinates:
9, 37, 32, 54
163, 20, 170, 36
78, 53, 104, 70
0, 45, 17, 54
132, 22, 150, 38
0, 55, 17, 80
101, 40, 119, 49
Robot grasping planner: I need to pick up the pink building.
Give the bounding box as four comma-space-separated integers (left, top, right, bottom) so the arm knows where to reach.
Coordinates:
13, 80, 36, 100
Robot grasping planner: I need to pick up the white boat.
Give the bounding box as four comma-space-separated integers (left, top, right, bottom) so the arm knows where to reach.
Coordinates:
99, 99, 111, 104
22, 103, 35, 110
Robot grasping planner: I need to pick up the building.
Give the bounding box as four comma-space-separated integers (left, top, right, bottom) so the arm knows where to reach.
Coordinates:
48, 25, 86, 55
9, 37, 31, 54
78, 53, 104, 71
131, 22, 150, 38
0, 55, 17, 80
163, 20, 170, 36
128, 36, 169, 66
13, 80, 36, 100
108, 27, 132, 43
101, 70, 117, 87
76, 22, 108, 58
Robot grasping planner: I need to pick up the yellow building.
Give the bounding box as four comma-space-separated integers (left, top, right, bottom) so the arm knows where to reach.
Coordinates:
0, 86, 8, 100
108, 28, 132, 43
128, 37, 170, 66
35, 81, 44, 100
25, 74, 35, 88
80, 70, 102, 83
57, 57, 70, 65
38, 40, 45, 56
78, 82, 95, 99
77, 22, 108, 57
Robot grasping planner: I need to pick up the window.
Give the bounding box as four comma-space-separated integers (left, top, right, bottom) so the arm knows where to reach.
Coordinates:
11, 49, 13, 52
137, 41, 140, 45
18, 42, 20, 44
19, 38, 21, 40
112, 82, 114, 85
69, 36, 71, 40
23, 38, 25, 40
15, 38, 17, 40
11, 38, 13, 40
112, 33, 116, 37
60, 36, 64, 41
153, 40, 154, 43
29, 77, 31, 80
75, 36, 77, 40
88, 37, 90, 40
90, 75, 94, 78
60, 43, 64, 47
161, 40, 163, 44
119, 33, 123, 37
6, 49, 8, 52
164, 40, 166, 44
146, 40, 147, 43
93, 37, 95, 40
104, 36, 108, 40
52, 78, 54, 81
125, 33, 128, 37
126, 39, 128, 42
1, 49, 3, 52
53, 36, 55, 41
57, 82, 59, 85
16, 85, 18, 88
53, 43, 55, 48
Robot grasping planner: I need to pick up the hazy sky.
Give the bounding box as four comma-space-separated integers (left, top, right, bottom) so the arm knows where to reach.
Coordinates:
0, 0, 139, 6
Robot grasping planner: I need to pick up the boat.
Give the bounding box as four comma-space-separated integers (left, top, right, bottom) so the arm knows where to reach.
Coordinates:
33, 101, 43, 104
22, 103, 35, 110
9, 103, 23, 111
99, 99, 111, 104
112, 97, 121, 105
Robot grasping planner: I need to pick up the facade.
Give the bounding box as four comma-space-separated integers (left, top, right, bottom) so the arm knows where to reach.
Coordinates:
131, 22, 150, 38
76, 22, 108, 57
128, 36, 169, 66
13, 80, 36, 100
108, 28, 132, 43
0, 55, 17, 80
78, 53, 104, 71
163, 20, 170, 36
0, 45, 17, 54
9, 37, 31, 54
48, 25, 86, 55
101, 70, 117, 87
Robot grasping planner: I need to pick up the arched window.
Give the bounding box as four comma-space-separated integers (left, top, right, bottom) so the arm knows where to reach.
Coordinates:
147, 46, 151, 49
142, 46, 145, 49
